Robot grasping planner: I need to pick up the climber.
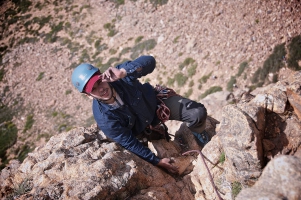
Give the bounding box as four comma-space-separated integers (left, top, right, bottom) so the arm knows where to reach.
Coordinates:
71, 55, 209, 174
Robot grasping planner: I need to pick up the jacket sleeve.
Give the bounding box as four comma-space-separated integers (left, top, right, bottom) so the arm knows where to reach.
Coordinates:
115, 55, 156, 79
94, 109, 161, 165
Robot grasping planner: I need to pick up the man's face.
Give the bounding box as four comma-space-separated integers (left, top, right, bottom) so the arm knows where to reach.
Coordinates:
88, 79, 112, 101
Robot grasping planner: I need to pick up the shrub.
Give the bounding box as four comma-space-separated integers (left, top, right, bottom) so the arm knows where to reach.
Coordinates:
8, 178, 33, 198
65, 90, 72, 95
231, 181, 242, 198
173, 35, 180, 43
0, 68, 5, 82
166, 77, 175, 87
200, 86, 222, 99
0, 122, 18, 163
174, 72, 188, 87
188, 64, 197, 77
219, 152, 225, 164
251, 43, 286, 85
227, 76, 236, 92
198, 71, 212, 84
149, 0, 169, 7
12, 0, 32, 13
120, 47, 131, 55
36, 72, 44, 81
130, 39, 157, 59
237, 61, 248, 77
179, 57, 195, 70
184, 88, 193, 98
23, 114, 34, 133
17, 144, 33, 162
109, 48, 117, 55
287, 35, 301, 70
104, 22, 118, 37
261, 43, 286, 77
108, 0, 125, 7
135, 36, 144, 44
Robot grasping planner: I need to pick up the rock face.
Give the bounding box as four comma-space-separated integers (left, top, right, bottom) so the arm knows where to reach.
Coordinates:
1, 71, 301, 199
236, 155, 301, 200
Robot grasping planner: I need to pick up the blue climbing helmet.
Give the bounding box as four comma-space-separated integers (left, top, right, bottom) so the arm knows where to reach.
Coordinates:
71, 63, 99, 93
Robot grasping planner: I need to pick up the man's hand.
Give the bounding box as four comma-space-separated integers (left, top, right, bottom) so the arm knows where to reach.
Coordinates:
102, 67, 127, 82
157, 158, 179, 174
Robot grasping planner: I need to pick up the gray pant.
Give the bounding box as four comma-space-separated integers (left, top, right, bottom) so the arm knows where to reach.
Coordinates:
163, 95, 207, 133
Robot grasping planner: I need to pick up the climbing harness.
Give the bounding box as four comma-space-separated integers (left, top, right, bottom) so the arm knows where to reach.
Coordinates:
182, 150, 223, 200
145, 85, 179, 142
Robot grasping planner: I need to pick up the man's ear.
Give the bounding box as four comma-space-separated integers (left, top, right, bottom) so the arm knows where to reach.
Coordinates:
84, 93, 94, 100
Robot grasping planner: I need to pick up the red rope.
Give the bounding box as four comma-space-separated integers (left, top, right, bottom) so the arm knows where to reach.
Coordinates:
182, 150, 223, 200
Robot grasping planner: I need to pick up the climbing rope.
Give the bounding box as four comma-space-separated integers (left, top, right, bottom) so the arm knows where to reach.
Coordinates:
182, 150, 223, 200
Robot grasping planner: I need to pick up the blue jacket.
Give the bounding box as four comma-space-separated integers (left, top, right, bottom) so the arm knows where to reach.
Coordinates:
92, 56, 161, 165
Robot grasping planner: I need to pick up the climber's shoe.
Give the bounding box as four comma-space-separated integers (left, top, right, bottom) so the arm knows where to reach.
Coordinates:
192, 130, 210, 148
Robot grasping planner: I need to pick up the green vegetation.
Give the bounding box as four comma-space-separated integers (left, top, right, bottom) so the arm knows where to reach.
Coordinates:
0, 86, 24, 169
200, 86, 222, 99
7, 178, 33, 199
135, 36, 144, 44
184, 88, 193, 98
188, 80, 194, 87
108, 0, 125, 7
231, 181, 242, 198
174, 72, 188, 87
12, 0, 32, 13
179, 57, 195, 70
198, 71, 213, 84
37, 133, 51, 141
130, 39, 157, 59
219, 152, 225, 164
149, 0, 169, 7
98, 57, 121, 72
103, 22, 118, 37
167, 77, 175, 87
227, 76, 237, 92
237, 61, 248, 77
65, 90, 72, 95
85, 31, 96, 45
287, 35, 301, 70
120, 47, 131, 56
173, 36, 180, 43
251, 43, 286, 85
32, 15, 52, 31
0, 68, 5, 82
17, 144, 33, 162
0, 121, 18, 169
80, 4, 91, 13
36, 72, 44, 81
43, 21, 64, 43
188, 64, 197, 77
109, 48, 117, 55
23, 114, 34, 133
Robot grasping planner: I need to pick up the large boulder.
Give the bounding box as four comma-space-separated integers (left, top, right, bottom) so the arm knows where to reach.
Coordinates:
236, 155, 301, 200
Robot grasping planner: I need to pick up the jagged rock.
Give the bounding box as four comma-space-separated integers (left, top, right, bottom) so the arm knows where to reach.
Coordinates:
217, 104, 264, 185
236, 155, 301, 200
188, 136, 230, 200
286, 71, 301, 120
3, 127, 181, 199
250, 84, 287, 114
236, 102, 266, 132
